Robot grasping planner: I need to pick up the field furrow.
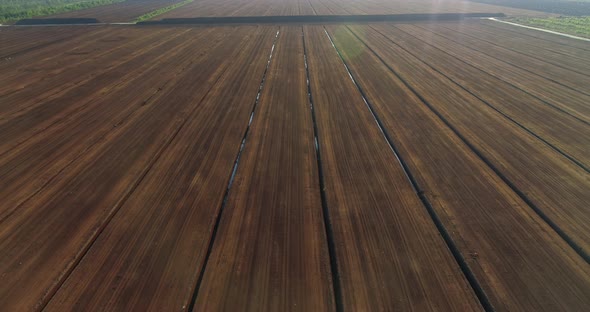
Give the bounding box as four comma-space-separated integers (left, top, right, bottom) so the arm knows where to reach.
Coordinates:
441, 22, 590, 75
327, 24, 590, 311
480, 19, 590, 51
303, 25, 481, 311
194, 26, 333, 311
0, 26, 249, 310
0, 27, 94, 58
374, 24, 590, 167
0, 28, 182, 128
479, 20, 590, 55
406, 23, 590, 112
348, 24, 590, 257
0, 27, 215, 218
44, 26, 278, 311
1, 2, 589, 309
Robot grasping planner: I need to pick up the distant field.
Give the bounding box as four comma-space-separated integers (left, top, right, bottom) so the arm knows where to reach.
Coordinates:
471, 0, 590, 15
134, 0, 192, 22
0, 0, 123, 23
1, 0, 546, 23
507, 16, 590, 37
44, 0, 185, 23
155, 0, 544, 18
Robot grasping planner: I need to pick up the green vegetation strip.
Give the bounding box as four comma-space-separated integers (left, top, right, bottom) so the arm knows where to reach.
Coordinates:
0, 0, 125, 23
134, 0, 194, 23
507, 16, 590, 38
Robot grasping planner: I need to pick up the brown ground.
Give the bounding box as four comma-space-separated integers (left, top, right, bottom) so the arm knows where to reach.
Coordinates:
0, 8, 589, 312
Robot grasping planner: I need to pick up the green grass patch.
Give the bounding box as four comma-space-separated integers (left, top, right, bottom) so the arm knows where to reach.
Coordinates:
507, 16, 590, 38
134, 0, 193, 22
0, 0, 125, 24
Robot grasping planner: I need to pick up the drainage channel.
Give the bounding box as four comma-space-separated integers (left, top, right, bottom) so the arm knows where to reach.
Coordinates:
0, 23, 132, 27
344, 25, 590, 265
301, 26, 344, 312
380, 25, 590, 173
38, 36, 239, 310
187, 28, 281, 311
323, 27, 496, 312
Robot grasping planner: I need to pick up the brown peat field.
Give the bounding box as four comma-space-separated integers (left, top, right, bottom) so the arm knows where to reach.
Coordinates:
0, 0, 589, 311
